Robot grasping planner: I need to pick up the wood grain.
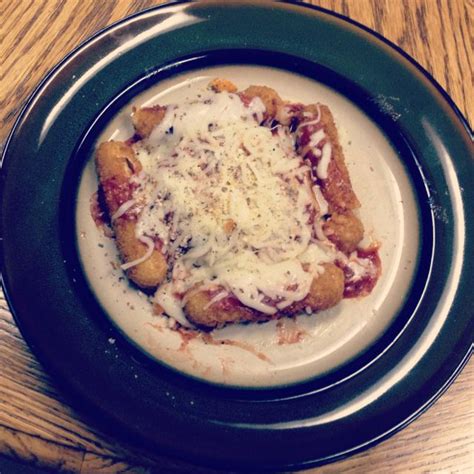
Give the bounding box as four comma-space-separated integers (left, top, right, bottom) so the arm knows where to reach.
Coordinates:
0, 0, 472, 472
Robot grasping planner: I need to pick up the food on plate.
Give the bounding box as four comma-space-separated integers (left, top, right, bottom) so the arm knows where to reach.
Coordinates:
95, 141, 167, 288
94, 79, 381, 329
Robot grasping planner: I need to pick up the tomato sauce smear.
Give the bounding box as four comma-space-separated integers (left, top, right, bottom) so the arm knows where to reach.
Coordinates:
338, 247, 382, 298
90, 190, 114, 237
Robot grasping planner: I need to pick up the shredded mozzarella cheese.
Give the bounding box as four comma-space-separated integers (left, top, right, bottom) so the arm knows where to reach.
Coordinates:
317, 142, 332, 180
129, 91, 339, 320
312, 185, 329, 216
203, 291, 229, 310
111, 199, 136, 221
296, 104, 321, 132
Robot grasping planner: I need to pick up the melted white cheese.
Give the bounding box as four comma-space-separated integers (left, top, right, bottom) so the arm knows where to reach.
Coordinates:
131, 91, 338, 320
317, 142, 332, 180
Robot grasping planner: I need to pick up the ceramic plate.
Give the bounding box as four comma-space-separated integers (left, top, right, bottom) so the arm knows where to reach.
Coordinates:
1, 1, 472, 469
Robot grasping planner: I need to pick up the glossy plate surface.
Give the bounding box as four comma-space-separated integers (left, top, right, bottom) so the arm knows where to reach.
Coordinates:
1, 1, 472, 469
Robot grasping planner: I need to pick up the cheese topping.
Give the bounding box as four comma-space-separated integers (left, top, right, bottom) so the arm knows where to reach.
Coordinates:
130, 91, 338, 318
317, 142, 332, 180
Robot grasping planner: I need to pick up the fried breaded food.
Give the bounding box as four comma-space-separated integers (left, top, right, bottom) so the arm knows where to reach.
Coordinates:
242, 85, 283, 120
114, 220, 167, 289
95, 141, 142, 200
95, 80, 378, 329
308, 104, 360, 211
285, 263, 345, 314
95, 141, 167, 289
323, 211, 364, 254
294, 103, 364, 251
185, 263, 344, 329
184, 290, 265, 328
132, 104, 166, 139
208, 78, 238, 93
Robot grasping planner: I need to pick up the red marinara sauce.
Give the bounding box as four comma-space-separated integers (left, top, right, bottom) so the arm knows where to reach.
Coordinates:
338, 247, 382, 298
89, 190, 112, 235
125, 133, 141, 146
90, 177, 141, 237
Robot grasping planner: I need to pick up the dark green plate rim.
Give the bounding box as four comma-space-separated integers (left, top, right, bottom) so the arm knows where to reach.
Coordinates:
1, 1, 473, 470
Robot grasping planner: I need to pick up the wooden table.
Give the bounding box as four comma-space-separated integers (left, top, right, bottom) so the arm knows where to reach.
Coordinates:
0, 0, 472, 472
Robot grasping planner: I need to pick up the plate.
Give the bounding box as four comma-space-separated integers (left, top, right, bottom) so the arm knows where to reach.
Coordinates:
77, 65, 419, 388
1, 1, 472, 469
